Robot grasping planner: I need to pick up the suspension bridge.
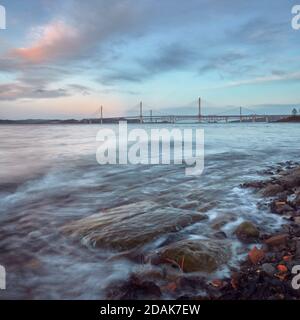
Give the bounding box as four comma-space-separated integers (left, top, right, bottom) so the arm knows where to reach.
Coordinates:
86, 98, 291, 124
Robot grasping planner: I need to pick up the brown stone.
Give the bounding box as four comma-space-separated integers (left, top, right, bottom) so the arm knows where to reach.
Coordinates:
63, 201, 207, 251
264, 234, 288, 247
155, 239, 231, 273
234, 221, 260, 242
261, 184, 284, 197
248, 246, 265, 265
294, 217, 300, 225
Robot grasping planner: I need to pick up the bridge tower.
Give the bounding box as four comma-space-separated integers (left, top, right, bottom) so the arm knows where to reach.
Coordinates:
140, 101, 143, 124
150, 110, 153, 123
100, 106, 103, 124
198, 97, 202, 122
240, 107, 242, 123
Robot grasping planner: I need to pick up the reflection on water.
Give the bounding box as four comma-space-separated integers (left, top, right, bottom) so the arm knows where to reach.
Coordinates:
0, 123, 299, 299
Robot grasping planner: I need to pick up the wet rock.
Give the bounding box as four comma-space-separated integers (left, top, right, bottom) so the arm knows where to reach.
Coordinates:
248, 246, 265, 264
241, 181, 265, 189
234, 221, 260, 243
279, 171, 300, 189
294, 194, 300, 207
63, 201, 207, 251
179, 201, 199, 210
154, 239, 231, 273
270, 201, 294, 215
262, 263, 276, 276
214, 231, 227, 239
293, 217, 300, 225
261, 184, 284, 197
106, 275, 161, 300
211, 216, 234, 230
264, 234, 288, 247
295, 240, 300, 259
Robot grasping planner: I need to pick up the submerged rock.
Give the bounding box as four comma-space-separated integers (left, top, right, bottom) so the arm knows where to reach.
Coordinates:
63, 201, 207, 251
210, 216, 235, 230
234, 221, 260, 243
152, 239, 231, 273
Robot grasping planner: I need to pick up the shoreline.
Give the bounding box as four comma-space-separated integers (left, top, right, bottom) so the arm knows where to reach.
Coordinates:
105, 161, 300, 300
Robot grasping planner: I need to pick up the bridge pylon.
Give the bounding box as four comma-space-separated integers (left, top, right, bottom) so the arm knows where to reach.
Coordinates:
198, 97, 202, 122
140, 101, 143, 124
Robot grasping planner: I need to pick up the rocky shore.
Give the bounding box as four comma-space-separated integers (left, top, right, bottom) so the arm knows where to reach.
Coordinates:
63, 161, 300, 300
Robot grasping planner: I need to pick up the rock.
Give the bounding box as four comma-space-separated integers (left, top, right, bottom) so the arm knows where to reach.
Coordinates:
248, 246, 265, 264
295, 194, 300, 207
234, 221, 260, 242
154, 239, 231, 273
279, 173, 300, 190
277, 265, 288, 273
270, 201, 294, 215
262, 263, 276, 276
241, 181, 265, 189
179, 201, 199, 210
295, 240, 300, 259
275, 192, 289, 202
293, 217, 300, 225
106, 275, 161, 300
63, 201, 207, 250
214, 231, 227, 239
261, 184, 284, 197
264, 234, 288, 247
211, 216, 234, 230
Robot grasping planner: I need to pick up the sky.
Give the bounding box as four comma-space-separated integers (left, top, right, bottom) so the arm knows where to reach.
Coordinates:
0, 0, 300, 119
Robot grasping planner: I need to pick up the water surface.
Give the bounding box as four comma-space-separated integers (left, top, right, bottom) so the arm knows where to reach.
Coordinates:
0, 123, 299, 299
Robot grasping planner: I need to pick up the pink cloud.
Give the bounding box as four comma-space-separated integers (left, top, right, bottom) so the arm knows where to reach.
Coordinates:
11, 21, 78, 63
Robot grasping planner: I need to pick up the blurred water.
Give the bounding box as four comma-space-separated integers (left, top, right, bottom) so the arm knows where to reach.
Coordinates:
0, 123, 299, 299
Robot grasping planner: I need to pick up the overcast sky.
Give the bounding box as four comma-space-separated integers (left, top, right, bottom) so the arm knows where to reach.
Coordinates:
0, 0, 299, 119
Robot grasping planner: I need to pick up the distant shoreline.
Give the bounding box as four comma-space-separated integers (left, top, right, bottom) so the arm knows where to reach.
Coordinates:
0, 116, 299, 125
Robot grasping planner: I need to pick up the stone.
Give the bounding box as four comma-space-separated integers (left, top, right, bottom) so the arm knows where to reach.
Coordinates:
275, 168, 300, 191
264, 234, 288, 247
106, 275, 161, 300
179, 201, 199, 210
211, 216, 234, 230
63, 201, 207, 251
234, 221, 260, 242
261, 184, 284, 197
214, 231, 227, 239
262, 263, 276, 276
270, 201, 294, 215
294, 217, 300, 225
295, 194, 300, 207
248, 246, 265, 264
155, 239, 231, 273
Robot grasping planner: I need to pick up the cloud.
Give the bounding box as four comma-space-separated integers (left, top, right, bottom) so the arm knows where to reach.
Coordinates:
11, 21, 79, 63
214, 71, 300, 89
0, 83, 69, 100
198, 52, 247, 74
0, 0, 299, 106
99, 44, 196, 84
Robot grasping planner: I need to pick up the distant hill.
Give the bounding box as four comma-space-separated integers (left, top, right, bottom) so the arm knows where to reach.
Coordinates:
277, 116, 300, 122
